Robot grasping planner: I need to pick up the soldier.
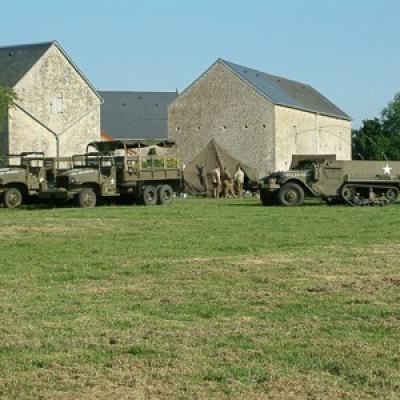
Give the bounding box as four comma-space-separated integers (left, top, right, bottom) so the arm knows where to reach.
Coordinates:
197, 164, 208, 195
234, 164, 245, 197
211, 165, 221, 198
222, 166, 235, 198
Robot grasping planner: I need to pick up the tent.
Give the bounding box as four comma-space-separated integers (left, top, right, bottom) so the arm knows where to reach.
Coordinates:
183, 139, 258, 195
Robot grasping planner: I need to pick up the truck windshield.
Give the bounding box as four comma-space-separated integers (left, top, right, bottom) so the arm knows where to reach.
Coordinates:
72, 154, 114, 168
72, 155, 100, 168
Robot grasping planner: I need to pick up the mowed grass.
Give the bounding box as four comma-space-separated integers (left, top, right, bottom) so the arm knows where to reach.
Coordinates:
1, 198, 400, 399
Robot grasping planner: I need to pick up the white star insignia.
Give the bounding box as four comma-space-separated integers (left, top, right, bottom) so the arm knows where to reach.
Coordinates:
383, 164, 392, 175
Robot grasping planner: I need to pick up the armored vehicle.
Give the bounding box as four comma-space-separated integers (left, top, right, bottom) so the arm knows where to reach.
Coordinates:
260, 155, 400, 206
0, 152, 58, 208
49, 139, 181, 207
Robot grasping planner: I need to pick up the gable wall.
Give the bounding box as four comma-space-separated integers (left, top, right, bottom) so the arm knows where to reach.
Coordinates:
8, 44, 100, 157
169, 62, 275, 177
275, 106, 352, 170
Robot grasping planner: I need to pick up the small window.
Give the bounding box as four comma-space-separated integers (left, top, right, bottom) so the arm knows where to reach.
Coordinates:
222, 125, 226, 130
262, 124, 266, 128
196, 126, 201, 131
51, 93, 63, 114
244, 124, 248, 129
176, 126, 180, 132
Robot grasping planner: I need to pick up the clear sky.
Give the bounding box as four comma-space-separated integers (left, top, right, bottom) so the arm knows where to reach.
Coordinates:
1, 0, 399, 127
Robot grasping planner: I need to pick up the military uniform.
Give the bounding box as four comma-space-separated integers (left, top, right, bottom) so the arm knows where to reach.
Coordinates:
211, 167, 221, 198
222, 168, 235, 198
234, 167, 245, 197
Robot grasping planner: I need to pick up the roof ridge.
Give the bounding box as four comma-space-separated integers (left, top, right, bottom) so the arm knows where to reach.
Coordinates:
220, 58, 309, 87
0, 41, 55, 50
99, 90, 177, 94
219, 58, 351, 120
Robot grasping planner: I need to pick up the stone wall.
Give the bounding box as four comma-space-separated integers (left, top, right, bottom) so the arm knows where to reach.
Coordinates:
8, 44, 100, 157
169, 62, 275, 177
274, 106, 352, 171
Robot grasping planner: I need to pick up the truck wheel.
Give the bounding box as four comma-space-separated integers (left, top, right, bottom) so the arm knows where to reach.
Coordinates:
277, 183, 304, 206
141, 185, 158, 205
4, 188, 23, 209
260, 189, 276, 205
158, 184, 173, 205
78, 189, 97, 208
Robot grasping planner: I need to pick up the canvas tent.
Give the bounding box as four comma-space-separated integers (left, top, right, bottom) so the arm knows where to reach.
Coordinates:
183, 139, 258, 195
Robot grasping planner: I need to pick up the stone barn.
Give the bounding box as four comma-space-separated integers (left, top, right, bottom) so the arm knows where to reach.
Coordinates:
0, 41, 101, 157
100, 91, 177, 140
169, 59, 352, 177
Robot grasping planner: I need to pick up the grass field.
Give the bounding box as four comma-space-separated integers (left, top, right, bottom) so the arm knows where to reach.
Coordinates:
1, 198, 400, 399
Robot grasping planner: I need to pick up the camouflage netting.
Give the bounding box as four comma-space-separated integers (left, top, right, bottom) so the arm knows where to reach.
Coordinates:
183, 139, 258, 195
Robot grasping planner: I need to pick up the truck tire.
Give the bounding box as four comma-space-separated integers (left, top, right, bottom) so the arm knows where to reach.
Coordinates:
78, 189, 97, 208
3, 187, 23, 209
260, 189, 276, 205
141, 185, 158, 205
277, 182, 304, 206
158, 184, 173, 205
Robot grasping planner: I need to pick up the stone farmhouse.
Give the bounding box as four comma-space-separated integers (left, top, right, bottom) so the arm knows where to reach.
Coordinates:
100, 91, 177, 140
169, 59, 352, 177
0, 41, 101, 157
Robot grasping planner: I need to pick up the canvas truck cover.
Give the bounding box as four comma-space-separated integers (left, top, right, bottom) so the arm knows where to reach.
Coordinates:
290, 154, 336, 169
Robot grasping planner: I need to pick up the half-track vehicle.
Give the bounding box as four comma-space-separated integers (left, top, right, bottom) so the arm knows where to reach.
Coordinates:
260, 155, 400, 206
0, 152, 69, 208
46, 139, 181, 208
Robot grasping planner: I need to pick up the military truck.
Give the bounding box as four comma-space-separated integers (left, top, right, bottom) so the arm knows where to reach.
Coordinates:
0, 152, 63, 208
260, 155, 400, 206
47, 139, 181, 207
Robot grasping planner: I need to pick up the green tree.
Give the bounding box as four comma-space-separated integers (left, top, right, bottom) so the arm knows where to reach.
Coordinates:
352, 92, 400, 160
381, 92, 400, 159
352, 118, 388, 160
0, 85, 17, 124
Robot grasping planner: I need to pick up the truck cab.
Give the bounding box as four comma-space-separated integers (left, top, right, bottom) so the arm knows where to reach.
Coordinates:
0, 152, 49, 208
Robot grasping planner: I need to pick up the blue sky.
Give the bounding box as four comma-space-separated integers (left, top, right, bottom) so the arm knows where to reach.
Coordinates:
1, 0, 399, 127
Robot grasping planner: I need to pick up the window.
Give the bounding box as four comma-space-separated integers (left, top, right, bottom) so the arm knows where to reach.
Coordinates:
51, 93, 63, 114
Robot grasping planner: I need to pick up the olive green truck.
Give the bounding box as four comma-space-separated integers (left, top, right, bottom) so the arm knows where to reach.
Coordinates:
260, 156, 400, 206
0, 140, 181, 208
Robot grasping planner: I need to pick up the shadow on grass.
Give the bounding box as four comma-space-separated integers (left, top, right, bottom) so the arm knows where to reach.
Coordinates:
223, 201, 327, 208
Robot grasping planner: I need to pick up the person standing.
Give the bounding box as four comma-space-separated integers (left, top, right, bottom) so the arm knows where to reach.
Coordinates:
222, 166, 235, 198
234, 164, 245, 197
211, 165, 221, 198
197, 164, 208, 194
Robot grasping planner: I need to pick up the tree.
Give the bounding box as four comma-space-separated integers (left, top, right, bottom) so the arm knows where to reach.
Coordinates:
0, 85, 17, 125
352, 92, 400, 160
381, 92, 400, 159
352, 118, 388, 160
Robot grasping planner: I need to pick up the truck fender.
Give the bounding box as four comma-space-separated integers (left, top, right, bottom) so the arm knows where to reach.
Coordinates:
282, 179, 317, 197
